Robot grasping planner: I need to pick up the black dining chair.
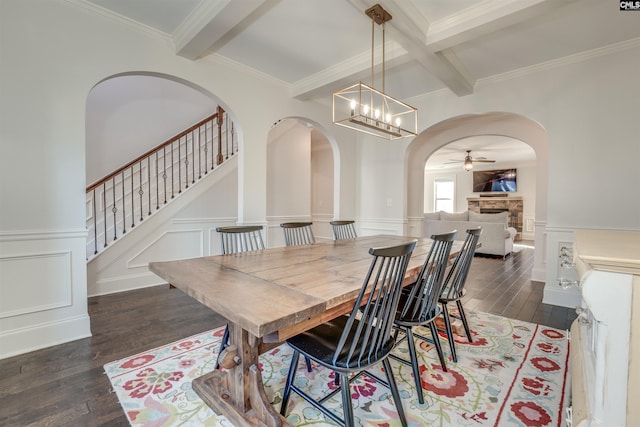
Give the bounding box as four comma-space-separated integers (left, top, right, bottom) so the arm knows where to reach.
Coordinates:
439, 227, 482, 363
280, 222, 316, 246
392, 230, 456, 404
216, 225, 265, 254
279, 240, 417, 427
214, 226, 266, 370
330, 220, 357, 240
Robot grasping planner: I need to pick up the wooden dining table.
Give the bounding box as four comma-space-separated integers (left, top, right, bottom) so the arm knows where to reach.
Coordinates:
149, 234, 464, 427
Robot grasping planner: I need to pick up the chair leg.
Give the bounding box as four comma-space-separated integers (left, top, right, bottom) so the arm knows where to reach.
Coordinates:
214, 325, 229, 370
404, 327, 425, 404
441, 302, 458, 363
340, 372, 355, 427
428, 321, 448, 372
456, 300, 473, 342
280, 350, 301, 417
305, 356, 313, 372
383, 358, 407, 427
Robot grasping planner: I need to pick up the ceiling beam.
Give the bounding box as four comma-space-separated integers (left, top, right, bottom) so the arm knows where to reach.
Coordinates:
345, 0, 475, 96
292, 41, 410, 100
426, 0, 575, 52
174, 0, 267, 60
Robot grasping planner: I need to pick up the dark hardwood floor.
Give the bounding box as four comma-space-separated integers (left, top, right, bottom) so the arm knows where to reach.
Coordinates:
0, 244, 577, 427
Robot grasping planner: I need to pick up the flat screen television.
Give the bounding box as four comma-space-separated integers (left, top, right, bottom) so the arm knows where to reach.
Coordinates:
473, 168, 517, 193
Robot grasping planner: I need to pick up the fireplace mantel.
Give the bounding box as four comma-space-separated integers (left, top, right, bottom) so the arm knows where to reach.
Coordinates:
467, 196, 523, 240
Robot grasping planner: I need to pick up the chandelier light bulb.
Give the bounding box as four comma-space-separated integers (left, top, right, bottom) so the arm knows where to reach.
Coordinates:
350, 99, 357, 116
395, 118, 401, 127
374, 109, 380, 119
363, 104, 370, 115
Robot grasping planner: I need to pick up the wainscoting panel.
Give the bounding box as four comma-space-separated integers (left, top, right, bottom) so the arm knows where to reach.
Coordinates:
0, 230, 90, 359
357, 217, 406, 237
128, 230, 203, 269
0, 251, 72, 319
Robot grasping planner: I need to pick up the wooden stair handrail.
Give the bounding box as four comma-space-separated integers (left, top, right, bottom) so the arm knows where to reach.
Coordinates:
86, 108, 223, 192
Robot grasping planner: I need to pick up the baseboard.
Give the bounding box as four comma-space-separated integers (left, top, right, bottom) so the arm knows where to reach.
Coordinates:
89, 272, 164, 297
0, 314, 91, 359
531, 265, 546, 282
542, 285, 581, 309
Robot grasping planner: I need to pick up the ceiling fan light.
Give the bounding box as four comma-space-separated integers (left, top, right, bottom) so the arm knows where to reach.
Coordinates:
464, 159, 473, 171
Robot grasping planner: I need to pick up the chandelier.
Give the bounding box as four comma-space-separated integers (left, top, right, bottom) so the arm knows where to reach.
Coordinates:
333, 4, 417, 140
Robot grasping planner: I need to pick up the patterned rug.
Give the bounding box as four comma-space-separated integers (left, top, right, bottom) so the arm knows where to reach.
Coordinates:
104, 310, 570, 426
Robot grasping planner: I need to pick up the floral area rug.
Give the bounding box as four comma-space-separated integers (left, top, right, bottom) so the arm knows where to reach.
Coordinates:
104, 310, 570, 426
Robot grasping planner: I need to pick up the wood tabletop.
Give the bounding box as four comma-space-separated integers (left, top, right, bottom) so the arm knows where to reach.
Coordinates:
149, 235, 453, 339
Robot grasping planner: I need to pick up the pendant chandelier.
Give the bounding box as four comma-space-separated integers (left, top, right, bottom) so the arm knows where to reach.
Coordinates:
333, 4, 418, 140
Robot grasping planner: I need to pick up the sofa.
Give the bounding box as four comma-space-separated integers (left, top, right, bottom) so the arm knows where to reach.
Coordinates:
423, 210, 517, 258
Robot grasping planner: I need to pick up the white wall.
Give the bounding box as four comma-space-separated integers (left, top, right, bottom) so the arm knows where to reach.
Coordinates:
86, 75, 216, 184
266, 121, 312, 246
0, 0, 344, 358
311, 130, 334, 240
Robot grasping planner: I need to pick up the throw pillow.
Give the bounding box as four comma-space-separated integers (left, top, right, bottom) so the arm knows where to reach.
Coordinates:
440, 211, 468, 221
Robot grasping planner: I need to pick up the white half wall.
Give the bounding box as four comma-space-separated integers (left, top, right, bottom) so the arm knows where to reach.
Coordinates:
0, 231, 90, 359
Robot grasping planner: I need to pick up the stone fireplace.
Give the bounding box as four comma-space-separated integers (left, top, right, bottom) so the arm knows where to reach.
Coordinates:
467, 196, 523, 240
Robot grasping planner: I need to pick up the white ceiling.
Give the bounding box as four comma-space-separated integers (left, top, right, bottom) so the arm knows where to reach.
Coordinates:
80, 0, 640, 167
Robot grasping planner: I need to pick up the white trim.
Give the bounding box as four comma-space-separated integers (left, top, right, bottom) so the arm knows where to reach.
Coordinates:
64, 0, 172, 41
0, 250, 73, 319
543, 285, 581, 309
478, 37, 640, 87
0, 229, 87, 242
0, 314, 91, 360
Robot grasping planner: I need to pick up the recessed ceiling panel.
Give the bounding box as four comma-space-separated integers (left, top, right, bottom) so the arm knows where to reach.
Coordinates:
454, 0, 640, 79
216, 0, 372, 83
408, 0, 478, 24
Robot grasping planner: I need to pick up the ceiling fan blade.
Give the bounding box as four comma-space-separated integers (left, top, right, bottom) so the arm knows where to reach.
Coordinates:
444, 160, 462, 164
472, 159, 496, 163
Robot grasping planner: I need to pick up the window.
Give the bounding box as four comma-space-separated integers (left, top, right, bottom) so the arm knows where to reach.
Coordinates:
434, 179, 455, 212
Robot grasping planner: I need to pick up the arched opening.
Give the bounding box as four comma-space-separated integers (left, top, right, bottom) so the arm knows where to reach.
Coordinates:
85, 72, 243, 295
405, 112, 548, 280
86, 73, 223, 185
266, 117, 341, 246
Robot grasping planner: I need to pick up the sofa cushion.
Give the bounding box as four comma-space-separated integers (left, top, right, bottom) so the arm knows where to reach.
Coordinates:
440, 211, 468, 221
469, 210, 508, 226
424, 212, 440, 221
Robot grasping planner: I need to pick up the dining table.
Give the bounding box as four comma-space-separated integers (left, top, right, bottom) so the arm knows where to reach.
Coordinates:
149, 234, 465, 427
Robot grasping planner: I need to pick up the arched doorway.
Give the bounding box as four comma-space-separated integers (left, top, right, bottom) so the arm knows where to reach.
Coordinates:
265, 117, 341, 245
405, 112, 548, 281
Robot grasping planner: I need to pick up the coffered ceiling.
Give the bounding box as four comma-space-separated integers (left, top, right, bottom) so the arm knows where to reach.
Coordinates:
79, 0, 639, 167
81, 0, 640, 101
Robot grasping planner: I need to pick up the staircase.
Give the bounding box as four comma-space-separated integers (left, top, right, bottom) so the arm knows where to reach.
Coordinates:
86, 107, 237, 260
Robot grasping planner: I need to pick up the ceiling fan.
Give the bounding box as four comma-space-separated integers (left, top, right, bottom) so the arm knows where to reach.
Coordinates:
445, 150, 496, 171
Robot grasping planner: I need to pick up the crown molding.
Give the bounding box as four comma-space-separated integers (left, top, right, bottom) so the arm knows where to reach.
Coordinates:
201, 53, 289, 88
478, 37, 640, 87
65, 0, 172, 42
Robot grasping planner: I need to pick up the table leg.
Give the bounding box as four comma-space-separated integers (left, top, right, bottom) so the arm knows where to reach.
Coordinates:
192, 323, 291, 427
